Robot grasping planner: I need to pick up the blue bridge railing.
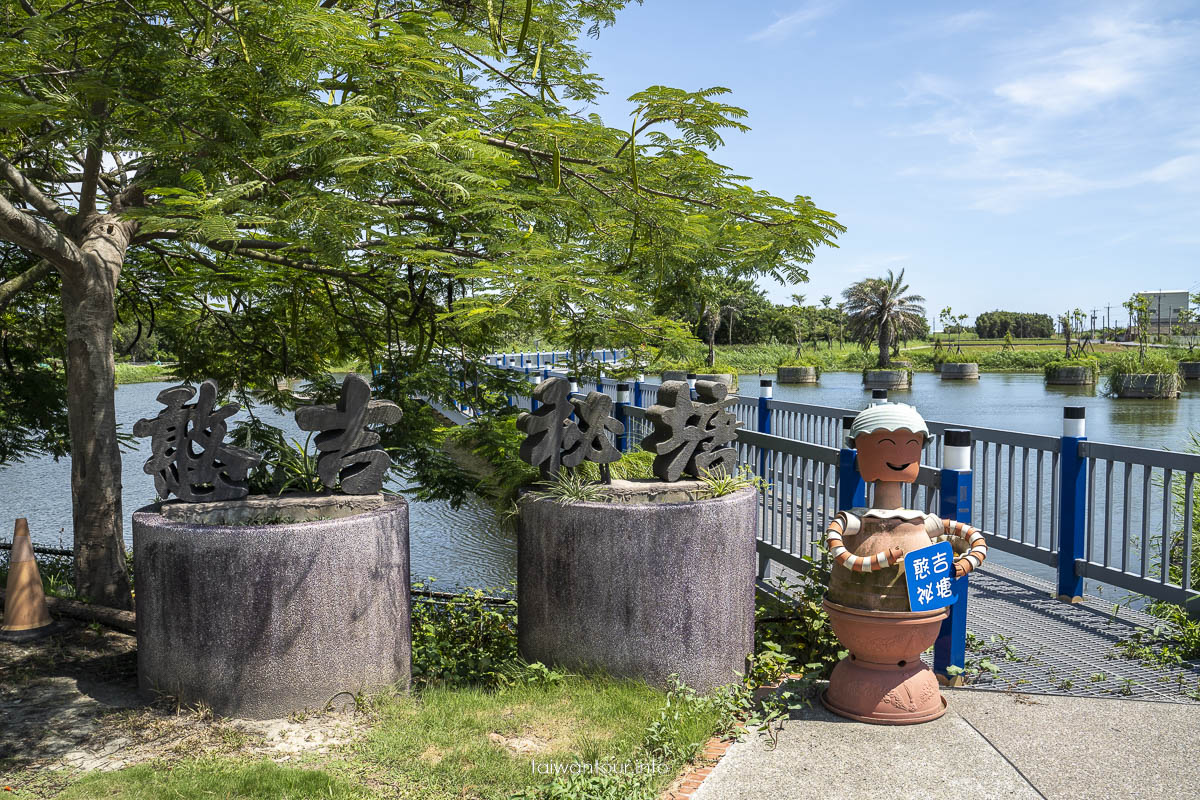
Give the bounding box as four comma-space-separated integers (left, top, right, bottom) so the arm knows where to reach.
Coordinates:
444, 354, 1200, 678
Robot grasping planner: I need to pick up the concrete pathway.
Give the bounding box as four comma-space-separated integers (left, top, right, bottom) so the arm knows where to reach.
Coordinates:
694, 687, 1200, 800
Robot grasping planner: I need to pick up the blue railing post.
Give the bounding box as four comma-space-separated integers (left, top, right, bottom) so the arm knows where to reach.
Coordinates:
633, 373, 644, 408
535, 351, 542, 368
757, 380, 773, 476
530, 369, 541, 411
686, 372, 697, 400
1057, 406, 1087, 602
615, 383, 630, 452
935, 429, 973, 684
838, 415, 866, 510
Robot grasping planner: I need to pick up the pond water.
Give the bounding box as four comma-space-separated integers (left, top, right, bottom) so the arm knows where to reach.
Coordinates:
0, 381, 516, 591
1, 371, 1197, 594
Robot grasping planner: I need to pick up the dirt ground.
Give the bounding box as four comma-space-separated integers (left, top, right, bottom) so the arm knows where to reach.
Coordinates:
1, 619, 370, 798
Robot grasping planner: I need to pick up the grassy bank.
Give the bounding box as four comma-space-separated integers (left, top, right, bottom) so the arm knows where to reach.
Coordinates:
113, 363, 175, 385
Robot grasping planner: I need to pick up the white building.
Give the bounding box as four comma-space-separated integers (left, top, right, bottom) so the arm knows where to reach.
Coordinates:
1138, 290, 1191, 332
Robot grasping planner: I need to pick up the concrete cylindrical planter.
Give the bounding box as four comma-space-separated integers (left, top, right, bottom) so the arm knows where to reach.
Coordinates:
662, 370, 688, 382
932, 362, 943, 373
1046, 366, 1095, 385
694, 372, 735, 389
777, 366, 819, 384
133, 494, 411, 719
862, 369, 911, 390
940, 362, 979, 380
517, 483, 756, 691
1181, 362, 1200, 380
1111, 373, 1181, 399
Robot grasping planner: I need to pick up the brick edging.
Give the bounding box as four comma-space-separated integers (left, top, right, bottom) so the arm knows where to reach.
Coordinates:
661, 673, 803, 799
661, 735, 734, 800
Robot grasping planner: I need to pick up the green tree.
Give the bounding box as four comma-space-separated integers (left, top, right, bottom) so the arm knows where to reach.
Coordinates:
1124, 293, 1153, 363
0, 1, 841, 605
842, 269, 925, 368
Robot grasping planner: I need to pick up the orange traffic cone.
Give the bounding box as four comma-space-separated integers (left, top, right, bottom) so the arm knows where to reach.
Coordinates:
1, 518, 56, 641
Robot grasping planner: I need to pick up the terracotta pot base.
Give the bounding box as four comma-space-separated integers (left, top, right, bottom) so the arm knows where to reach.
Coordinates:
821, 657, 947, 725
821, 599, 949, 725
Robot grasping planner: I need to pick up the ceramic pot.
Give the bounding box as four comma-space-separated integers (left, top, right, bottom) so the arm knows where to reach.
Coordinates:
821, 600, 947, 724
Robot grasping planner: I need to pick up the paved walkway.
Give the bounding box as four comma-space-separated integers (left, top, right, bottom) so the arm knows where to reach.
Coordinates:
695, 688, 1200, 800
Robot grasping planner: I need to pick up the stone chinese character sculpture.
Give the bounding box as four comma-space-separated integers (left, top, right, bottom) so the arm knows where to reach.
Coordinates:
133, 380, 262, 502
517, 377, 624, 480
562, 392, 624, 470
640, 380, 741, 482
295, 373, 402, 495
820, 402, 988, 725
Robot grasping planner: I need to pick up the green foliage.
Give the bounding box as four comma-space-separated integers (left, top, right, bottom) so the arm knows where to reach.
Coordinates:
938, 351, 978, 364
842, 269, 926, 368
755, 569, 846, 679
974, 311, 1055, 339
409, 580, 519, 688
0, 245, 68, 465
531, 470, 610, 505
60, 760, 370, 800
1043, 357, 1100, 379
1103, 351, 1181, 397
698, 465, 763, 498
577, 449, 656, 482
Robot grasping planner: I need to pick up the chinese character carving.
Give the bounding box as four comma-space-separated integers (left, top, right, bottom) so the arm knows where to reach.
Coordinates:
640, 380, 742, 482
517, 377, 576, 479
563, 392, 624, 471
133, 380, 262, 502
517, 377, 625, 480
295, 374, 402, 494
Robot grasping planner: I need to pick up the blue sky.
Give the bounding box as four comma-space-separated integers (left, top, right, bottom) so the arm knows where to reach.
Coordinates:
582, 1, 1200, 328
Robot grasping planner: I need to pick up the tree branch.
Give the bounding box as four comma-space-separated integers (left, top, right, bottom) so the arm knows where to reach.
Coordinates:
0, 154, 73, 228
78, 102, 106, 217
0, 258, 53, 311
0, 192, 81, 272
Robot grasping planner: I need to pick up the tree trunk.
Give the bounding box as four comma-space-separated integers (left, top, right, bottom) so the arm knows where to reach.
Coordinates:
61, 216, 134, 609
877, 317, 891, 368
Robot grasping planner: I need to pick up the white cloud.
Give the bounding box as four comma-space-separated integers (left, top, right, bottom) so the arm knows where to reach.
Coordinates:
895, 8, 1200, 213
1143, 154, 1200, 183
747, 3, 836, 42
931, 10, 993, 36
993, 17, 1188, 115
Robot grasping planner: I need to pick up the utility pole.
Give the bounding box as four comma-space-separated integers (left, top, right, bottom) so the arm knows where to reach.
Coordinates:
1105, 304, 1111, 330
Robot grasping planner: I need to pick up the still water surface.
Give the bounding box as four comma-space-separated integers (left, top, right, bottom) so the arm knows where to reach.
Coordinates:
0, 381, 516, 590
1, 372, 1196, 592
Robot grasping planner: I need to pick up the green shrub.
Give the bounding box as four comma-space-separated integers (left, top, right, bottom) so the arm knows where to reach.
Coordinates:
1042, 357, 1099, 380
776, 359, 822, 376
1103, 351, 1181, 397
409, 580, 519, 688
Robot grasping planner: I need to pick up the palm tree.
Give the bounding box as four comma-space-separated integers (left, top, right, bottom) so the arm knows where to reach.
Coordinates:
841, 269, 926, 368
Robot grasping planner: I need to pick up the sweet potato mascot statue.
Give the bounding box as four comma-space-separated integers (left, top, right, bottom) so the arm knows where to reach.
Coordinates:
821, 402, 987, 724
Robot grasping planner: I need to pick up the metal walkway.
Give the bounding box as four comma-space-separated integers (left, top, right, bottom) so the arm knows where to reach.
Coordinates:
920, 562, 1200, 703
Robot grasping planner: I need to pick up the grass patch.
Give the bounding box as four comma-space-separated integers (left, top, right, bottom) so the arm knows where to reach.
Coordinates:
59, 759, 370, 800
113, 363, 175, 385
359, 673, 708, 800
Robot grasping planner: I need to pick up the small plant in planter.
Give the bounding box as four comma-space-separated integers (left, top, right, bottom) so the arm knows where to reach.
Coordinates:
130, 374, 412, 719
1104, 351, 1182, 399
776, 358, 820, 384
515, 377, 757, 691
1044, 357, 1100, 386
939, 350, 980, 381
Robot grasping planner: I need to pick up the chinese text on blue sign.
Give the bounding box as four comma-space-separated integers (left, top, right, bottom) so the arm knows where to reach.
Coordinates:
904, 541, 956, 612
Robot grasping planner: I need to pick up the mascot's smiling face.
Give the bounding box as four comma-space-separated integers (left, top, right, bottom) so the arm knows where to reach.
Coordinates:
854, 428, 925, 484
